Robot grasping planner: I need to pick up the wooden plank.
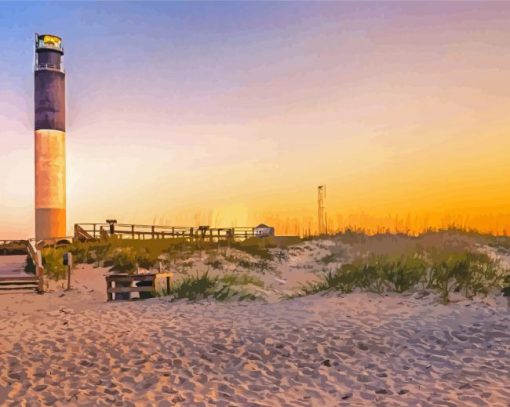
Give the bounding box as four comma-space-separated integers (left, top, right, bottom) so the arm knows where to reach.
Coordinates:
107, 272, 158, 277
0, 285, 38, 290
0, 281, 39, 285
105, 275, 156, 283
0, 276, 39, 282
107, 286, 155, 293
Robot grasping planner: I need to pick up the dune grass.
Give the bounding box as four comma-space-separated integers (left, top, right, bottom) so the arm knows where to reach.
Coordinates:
165, 271, 260, 301
298, 249, 507, 302
41, 247, 68, 281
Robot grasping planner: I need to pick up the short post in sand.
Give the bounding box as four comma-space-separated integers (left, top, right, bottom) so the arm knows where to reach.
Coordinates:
63, 252, 73, 290
36, 250, 44, 294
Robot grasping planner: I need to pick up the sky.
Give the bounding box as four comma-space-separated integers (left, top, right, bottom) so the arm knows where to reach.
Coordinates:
1, 1, 510, 238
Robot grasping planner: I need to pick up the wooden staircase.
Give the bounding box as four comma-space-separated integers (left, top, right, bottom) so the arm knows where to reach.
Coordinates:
0, 253, 42, 294
0, 275, 39, 293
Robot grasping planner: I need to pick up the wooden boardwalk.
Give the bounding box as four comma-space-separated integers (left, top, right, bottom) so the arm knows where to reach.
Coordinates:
74, 223, 258, 242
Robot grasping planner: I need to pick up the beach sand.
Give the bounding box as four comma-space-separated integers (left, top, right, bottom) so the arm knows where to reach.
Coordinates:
0, 266, 508, 406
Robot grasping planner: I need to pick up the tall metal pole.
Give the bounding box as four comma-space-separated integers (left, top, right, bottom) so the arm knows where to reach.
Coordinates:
34, 34, 66, 241
318, 185, 326, 235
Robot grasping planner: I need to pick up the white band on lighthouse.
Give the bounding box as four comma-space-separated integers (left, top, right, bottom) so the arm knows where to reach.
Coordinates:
35, 129, 66, 209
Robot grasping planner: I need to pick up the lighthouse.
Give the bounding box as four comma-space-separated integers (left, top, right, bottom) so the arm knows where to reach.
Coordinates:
34, 34, 66, 241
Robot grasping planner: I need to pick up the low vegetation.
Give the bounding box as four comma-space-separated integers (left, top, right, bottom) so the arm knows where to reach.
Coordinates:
41, 247, 68, 281
299, 248, 508, 302
165, 271, 260, 301
38, 230, 509, 302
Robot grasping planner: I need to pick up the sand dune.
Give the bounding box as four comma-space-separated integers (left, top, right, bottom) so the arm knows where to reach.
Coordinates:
0, 287, 508, 406
0, 239, 508, 406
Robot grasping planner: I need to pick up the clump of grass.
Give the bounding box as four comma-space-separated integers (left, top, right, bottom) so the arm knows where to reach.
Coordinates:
297, 250, 506, 302
135, 248, 159, 270
106, 248, 138, 274
256, 258, 273, 274
320, 253, 338, 264
205, 257, 223, 269
41, 247, 67, 280
382, 255, 428, 293
166, 271, 261, 301
427, 249, 504, 302
237, 259, 254, 269
70, 241, 111, 265
169, 271, 218, 300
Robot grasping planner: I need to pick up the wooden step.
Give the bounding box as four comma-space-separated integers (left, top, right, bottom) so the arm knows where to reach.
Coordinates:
0, 275, 38, 282
0, 275, 39, 292
0, 285, 38, 290
0, 280, 38, 288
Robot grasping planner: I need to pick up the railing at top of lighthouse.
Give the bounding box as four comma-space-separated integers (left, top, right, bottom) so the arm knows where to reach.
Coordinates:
34, 62, 65, 73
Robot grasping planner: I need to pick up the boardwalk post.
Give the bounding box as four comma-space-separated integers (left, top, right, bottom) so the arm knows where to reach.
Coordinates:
106, 277, 113, 301
36, 250, 44, 293
65, 252, 73, 290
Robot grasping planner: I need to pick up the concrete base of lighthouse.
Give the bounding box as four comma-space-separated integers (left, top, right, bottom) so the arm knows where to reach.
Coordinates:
35, 208, 66, 240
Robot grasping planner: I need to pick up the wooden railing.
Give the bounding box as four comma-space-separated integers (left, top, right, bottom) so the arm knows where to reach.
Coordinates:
74, 223, 257, 242
0, 240, 28, 255
26, 240, 44, 293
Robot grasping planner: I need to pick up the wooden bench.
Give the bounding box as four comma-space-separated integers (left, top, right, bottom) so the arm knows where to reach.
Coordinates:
106, 273, 157, 301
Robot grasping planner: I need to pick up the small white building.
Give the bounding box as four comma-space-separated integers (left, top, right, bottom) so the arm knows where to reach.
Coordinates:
254, 224, 275, 238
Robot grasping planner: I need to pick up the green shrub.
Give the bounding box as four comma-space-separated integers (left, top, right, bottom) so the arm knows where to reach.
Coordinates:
107, 248, 137, 274
42, 247, 67, 281
297, 249, 506, 302
69, 241, 111, 265
381, 255, 428, 293
168, 272, 219, 300
428, 250, 504, 302
166, 271, 261, 301
135, 249, 158, 270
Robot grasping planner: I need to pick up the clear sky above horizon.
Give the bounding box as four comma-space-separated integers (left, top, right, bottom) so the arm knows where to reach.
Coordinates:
1, 1, 510, 238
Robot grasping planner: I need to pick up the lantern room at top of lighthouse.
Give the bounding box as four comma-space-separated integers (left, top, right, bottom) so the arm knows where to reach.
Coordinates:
35, 34, 64, 53
35, 33, 64, 73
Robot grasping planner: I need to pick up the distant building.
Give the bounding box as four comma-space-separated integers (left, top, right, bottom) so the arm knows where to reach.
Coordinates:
254, 224, 275, 238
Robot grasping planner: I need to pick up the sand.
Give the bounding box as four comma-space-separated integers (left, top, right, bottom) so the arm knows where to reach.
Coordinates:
0, 280, 509, 405
0, 241, 508, 406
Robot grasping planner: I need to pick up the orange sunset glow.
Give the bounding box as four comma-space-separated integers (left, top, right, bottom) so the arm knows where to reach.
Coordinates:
1, 2, 510, 237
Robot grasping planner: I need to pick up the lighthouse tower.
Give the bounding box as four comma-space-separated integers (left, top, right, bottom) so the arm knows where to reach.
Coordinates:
34, 34, 66, 241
